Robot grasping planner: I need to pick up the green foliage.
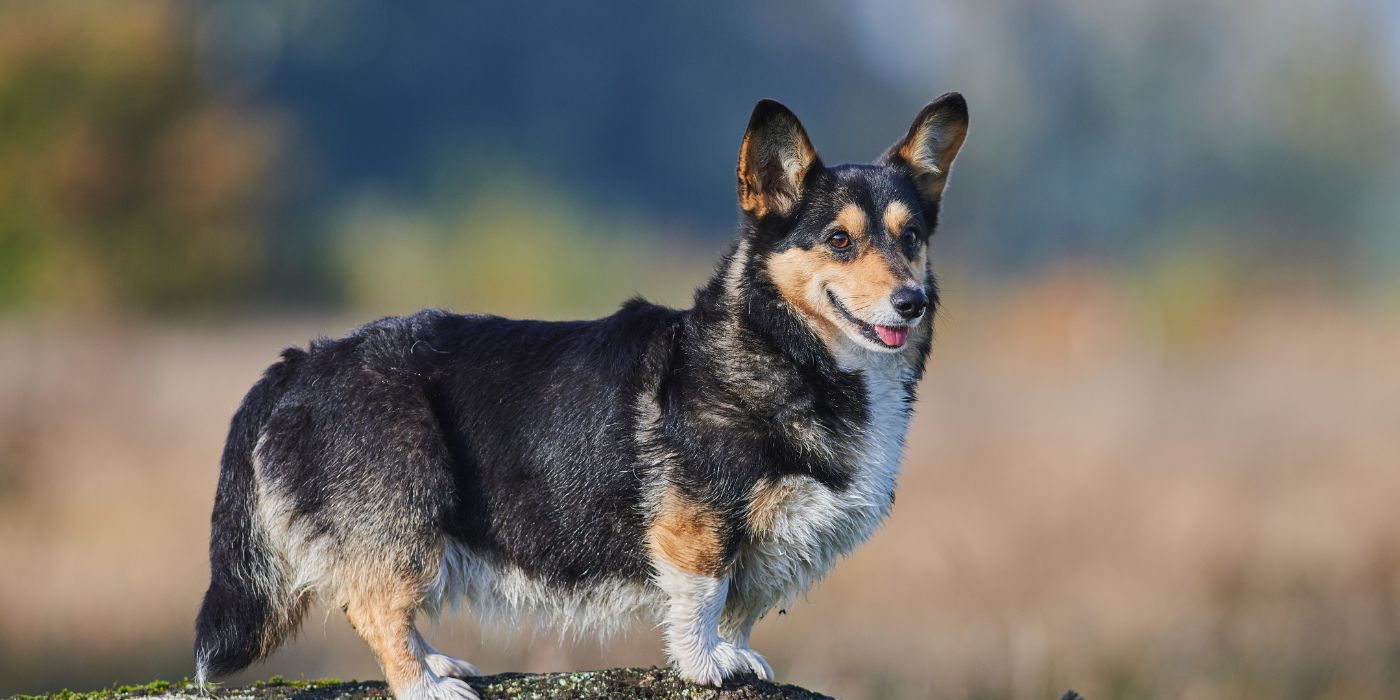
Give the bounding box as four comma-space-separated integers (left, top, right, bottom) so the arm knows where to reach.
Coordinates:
335, 176, 712, 319
0, 2, 280, 314
10, 678, 191, 700
0, 0, 1397, 316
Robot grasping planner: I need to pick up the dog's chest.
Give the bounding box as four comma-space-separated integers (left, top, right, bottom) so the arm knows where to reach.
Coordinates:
736, 354, 913, 603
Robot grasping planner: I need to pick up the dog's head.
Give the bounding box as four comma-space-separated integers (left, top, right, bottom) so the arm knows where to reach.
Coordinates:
736, 94, 967, 355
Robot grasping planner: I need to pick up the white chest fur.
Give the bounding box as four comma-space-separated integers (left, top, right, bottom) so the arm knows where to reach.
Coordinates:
731, 348, 914, 612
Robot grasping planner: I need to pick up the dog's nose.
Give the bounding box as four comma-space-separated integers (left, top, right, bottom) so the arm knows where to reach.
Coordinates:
890, 287, 927, 320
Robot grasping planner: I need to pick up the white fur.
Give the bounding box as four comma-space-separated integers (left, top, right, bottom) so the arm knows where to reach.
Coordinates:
251, 448, 336, 602
729, 337, 914, 621
416, 630, 481, 678
424, 542, 772, 686
395, 630, 481, 700
423, 652, 481, 680
723, 239, 750, 303
652, 558, 774, 686
426, 541, 666, 640
398, 672, 480, 700
829, 286, 925, 354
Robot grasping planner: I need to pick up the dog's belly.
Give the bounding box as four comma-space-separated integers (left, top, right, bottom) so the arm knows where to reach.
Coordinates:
427, 540, 667, 636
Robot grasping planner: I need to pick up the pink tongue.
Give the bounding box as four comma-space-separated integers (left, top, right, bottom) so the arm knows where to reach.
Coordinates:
875, 325, 908, 347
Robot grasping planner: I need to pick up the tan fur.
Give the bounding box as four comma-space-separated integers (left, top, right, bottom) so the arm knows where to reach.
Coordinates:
737, 125, 818, 218
746, 478, 799, 536
833, 203, 867, 237
736, 133, 766, 214
343, 574, 431, 693
767, 202, 927, 350
882, 201, 912, 236
649, 488, 726, 577
840, 246, 908, 311
899, 117, 967, 198
766, 247, 840, 344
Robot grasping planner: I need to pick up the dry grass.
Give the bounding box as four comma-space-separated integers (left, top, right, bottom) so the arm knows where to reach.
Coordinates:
1, 275, 1397, 699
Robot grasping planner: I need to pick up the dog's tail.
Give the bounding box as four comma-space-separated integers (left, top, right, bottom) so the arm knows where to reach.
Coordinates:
195, 349, 307, 685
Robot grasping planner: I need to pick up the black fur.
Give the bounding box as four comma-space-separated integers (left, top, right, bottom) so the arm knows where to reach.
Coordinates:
195, 95, 967, 686
195, 349, 305, 678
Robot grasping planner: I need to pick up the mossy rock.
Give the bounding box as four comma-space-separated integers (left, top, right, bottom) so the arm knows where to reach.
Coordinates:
8, 669, 835, 700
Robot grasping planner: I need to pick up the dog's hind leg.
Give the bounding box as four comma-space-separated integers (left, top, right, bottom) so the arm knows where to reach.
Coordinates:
344, 575, 479, 700
414, 629, 482, 679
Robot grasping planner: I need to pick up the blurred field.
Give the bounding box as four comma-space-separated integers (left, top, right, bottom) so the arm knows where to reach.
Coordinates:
2, 2, 1399, 697
2, 274, 1396, 699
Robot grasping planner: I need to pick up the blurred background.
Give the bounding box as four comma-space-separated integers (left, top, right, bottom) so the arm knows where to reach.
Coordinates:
1, 1, 1398, 698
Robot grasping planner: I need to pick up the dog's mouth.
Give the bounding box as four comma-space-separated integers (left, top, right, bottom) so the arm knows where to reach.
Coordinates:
826, 290, 911, 349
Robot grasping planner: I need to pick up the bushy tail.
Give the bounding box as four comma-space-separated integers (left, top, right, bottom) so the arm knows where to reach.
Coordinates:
195, 350, 306, 684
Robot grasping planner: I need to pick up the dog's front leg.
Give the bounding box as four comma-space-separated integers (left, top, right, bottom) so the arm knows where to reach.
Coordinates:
654, 560, 772, 686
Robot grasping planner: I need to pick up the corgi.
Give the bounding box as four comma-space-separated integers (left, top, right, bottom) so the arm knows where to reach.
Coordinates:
195, 94, 968, 699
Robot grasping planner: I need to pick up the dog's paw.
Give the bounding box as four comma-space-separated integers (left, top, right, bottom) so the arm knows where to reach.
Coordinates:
401, 675, 481, 700
676, 649, 726, 688
428, 677, 480, 700
733, 645, 774, 681
676, 641, 772, 687
425, 652, 482, 679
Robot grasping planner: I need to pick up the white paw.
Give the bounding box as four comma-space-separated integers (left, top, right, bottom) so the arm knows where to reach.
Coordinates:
401, 675, 480, 700
425, 652, 482, 679
733, 646, 774, 681
676, 648, 726, 688
676, 641, 772, 687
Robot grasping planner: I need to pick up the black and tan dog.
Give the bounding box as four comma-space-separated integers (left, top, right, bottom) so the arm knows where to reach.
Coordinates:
195, 94, 968, 699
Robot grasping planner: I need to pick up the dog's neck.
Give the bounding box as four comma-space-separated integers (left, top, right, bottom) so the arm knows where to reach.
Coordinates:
672, 237, 859, 414
693, 238, 821, 355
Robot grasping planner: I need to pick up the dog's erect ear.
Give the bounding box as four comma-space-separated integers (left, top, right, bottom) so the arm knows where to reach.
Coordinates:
882, 92, 968, 201
737, 99, 822, 219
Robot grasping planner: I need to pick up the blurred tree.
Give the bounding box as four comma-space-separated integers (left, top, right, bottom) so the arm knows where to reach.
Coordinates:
236, 1, 913, 233
238, 0, 1400, 293
2, 0, 1397, 314
0, 1, 282, 314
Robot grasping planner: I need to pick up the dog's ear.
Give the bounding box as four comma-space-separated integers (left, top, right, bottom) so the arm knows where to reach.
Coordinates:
882, 92, 968, 201
737, 99, 822, 219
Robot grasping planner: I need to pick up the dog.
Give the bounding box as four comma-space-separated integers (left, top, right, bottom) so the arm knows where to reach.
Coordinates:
195, 94, 968, 699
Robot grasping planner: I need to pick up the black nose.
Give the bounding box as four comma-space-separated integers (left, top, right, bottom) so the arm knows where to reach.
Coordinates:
890, 287, 927, 320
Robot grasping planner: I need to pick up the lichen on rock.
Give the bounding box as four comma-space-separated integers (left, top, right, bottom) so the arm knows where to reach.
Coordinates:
10, 669, 835, 700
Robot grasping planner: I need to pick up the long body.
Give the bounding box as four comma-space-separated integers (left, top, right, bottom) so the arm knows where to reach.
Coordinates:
196, 95, 967, 699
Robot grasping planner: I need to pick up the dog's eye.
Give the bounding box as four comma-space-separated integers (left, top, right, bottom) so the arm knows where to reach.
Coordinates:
827, 231, 851, 250
900, 227, 919, 248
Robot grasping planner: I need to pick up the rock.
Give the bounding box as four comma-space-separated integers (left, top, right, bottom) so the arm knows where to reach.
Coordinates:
12, 669, 835, 700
